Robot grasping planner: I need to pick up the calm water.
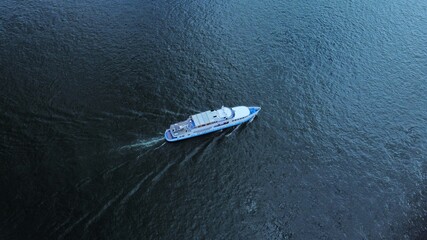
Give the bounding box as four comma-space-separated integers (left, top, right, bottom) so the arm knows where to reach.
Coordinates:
1, 0, 426, 239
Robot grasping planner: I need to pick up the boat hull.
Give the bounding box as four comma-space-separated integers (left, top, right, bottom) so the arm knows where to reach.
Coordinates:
165, 106, 260, 142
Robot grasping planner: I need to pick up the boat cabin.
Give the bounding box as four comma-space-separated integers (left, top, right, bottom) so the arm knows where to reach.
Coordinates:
191, 107, 233, 128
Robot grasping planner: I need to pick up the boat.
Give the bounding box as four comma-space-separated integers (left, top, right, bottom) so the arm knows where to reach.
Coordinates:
164, 106, 261, 142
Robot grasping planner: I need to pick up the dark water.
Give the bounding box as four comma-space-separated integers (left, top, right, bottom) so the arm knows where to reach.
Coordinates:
1, 0, 427, 239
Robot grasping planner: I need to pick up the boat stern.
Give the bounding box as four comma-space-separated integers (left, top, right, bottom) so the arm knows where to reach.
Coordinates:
164, 129, 177, 142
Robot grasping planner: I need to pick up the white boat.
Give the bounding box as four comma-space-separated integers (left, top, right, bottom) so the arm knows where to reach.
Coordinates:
164, 106, 261, 142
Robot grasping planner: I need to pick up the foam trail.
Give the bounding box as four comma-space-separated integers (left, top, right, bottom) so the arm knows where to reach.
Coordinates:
58, 213, 90, 239
153, 142, 166, 150
179, 145, 204, 167
135, 141, 166, 161
185, 107, 202, 113
120, 172, 153, 206
152, 162, 175, 183
84, 191, 123, 230
120, 136, 164, 150
226, 125, 240, 137
161, 108, 186, 116
249, 116, 255, 123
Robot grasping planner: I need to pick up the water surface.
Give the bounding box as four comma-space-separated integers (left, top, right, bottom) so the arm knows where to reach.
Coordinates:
1, 0, 426, 239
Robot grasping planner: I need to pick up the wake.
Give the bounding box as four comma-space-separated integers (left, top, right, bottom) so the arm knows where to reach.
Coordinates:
225, 125, 241, 137
119, 136, 164, 151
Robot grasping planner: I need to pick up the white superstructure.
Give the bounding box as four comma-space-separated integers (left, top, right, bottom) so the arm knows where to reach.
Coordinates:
165, 106, 261, 142
191, 107, 233, 127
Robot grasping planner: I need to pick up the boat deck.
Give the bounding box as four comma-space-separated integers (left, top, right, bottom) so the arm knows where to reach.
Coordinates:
165, 106, 260, 142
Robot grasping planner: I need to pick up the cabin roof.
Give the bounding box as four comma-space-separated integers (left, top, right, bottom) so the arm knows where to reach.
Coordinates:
191, 107, 232, 127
